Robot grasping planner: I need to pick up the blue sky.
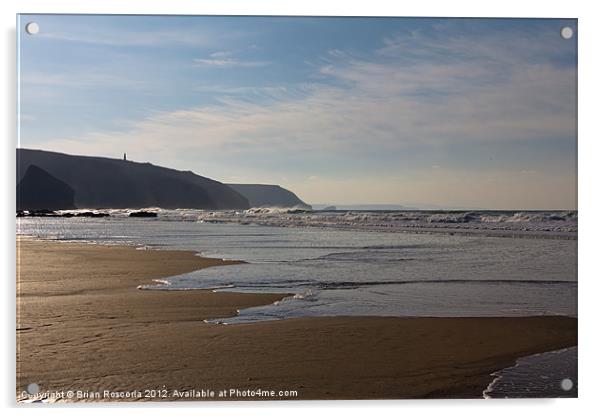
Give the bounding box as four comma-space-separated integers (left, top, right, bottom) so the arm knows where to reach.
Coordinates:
18, 15, 577, 209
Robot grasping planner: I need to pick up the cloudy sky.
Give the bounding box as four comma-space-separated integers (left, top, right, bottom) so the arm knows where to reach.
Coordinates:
18, 15, 577, 209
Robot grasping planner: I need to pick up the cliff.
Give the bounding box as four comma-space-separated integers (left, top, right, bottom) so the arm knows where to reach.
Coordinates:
16, 149, 249, 210
227, 184, 311, 210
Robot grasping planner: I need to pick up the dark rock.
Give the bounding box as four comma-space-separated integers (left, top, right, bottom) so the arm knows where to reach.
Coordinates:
74, 211, 110, 218
129, 211, 158, 218
16, 165, 75, 211
17, 209, 62, 217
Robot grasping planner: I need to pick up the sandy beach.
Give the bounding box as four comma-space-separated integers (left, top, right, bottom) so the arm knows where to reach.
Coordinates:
16, 237, 577, 401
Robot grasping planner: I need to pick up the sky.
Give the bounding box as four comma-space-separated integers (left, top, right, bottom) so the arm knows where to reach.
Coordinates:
17, 15, 577, 209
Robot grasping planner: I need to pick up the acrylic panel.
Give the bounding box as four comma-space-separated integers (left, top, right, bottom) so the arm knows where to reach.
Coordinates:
16, 15, 577, 402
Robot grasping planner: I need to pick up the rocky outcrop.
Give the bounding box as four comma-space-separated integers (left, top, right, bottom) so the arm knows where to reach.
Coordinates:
17, 165, 76, 211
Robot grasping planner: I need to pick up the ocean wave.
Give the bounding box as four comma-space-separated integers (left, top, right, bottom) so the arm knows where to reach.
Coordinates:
296, 278, 576, 290
140, 277, 575, 293
244, 206, 313, 215
44, 208, 577, 237
194, 209, 577, 237
426, 212, 481, 223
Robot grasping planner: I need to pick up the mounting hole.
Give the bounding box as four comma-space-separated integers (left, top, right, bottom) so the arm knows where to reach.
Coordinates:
560, 26, 573, 40
26, 383, 39, 395
560, 378, 574, 391
25, 22, 39, 35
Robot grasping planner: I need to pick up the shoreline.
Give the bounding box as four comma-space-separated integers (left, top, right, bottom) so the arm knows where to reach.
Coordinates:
16, 237, 577, 400
17, 218, 577, 241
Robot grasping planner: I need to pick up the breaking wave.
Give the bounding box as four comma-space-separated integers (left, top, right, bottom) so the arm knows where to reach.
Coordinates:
51, 208, 577, 238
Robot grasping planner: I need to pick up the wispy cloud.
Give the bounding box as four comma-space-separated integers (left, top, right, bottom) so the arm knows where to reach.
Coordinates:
209, 50, 234, 58
28, 20, 576, 209
193, 58, 270, 68
43, 26, 575, 151
194, 44, 271, 68
41, 42, 574, 160
37, 28, 218, 48
21, 71, 149, 89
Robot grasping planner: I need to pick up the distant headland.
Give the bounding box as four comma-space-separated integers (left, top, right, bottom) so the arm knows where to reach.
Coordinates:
16, 149, 310, 212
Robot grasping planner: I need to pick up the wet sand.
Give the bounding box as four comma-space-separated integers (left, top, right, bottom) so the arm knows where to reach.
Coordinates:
16, 237, 577, 401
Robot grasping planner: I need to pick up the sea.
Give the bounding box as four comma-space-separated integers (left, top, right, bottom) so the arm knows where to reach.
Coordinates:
17, 208, 578, 398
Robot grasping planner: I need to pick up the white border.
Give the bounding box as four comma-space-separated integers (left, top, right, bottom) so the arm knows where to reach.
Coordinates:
2, 1, 601, 415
